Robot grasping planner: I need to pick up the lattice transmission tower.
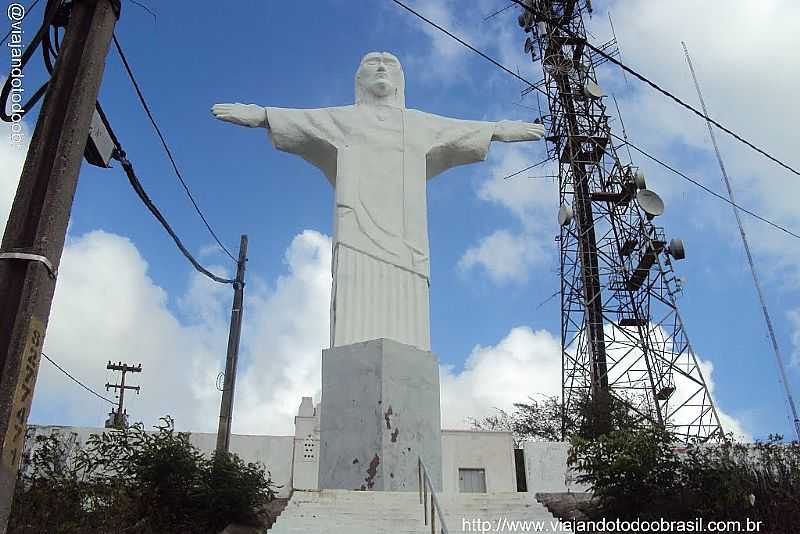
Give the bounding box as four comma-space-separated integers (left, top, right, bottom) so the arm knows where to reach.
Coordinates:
515, 0, 724, 442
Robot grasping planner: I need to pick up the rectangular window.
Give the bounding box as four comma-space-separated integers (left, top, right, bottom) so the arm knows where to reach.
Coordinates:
458, 468, 487, 493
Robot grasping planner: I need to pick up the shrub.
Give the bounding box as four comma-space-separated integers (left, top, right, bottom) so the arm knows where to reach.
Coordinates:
569, 425, 684, 519
569, 424, 800, 532
9, 416, 279, 534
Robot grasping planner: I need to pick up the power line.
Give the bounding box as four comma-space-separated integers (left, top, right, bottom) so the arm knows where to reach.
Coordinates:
0, 0, 43, 46
111, 34, 237, 263
484, 3, 514, 22
113, 142, 236, 284
683, 41, 800, 440
5, 3, 234, 284
41, 352, 116, 405
611, 132, 800, 241
502, 156, 550, 180
391, 0, 537, 92
389, 0, 800, 241
509, 0, 800, 179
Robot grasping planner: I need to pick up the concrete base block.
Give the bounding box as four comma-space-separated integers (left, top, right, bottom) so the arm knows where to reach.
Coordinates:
318, 338, 442, 492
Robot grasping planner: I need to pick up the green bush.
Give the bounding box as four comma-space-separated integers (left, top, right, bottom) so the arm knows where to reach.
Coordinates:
569, 424, 800, 532
569, 425, 684, 519
9, 416, 279, 534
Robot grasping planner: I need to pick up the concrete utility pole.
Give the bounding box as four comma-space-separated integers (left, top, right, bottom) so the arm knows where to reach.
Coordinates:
0, 0, 120, 529
105, 361, 142, 429
216, 235, 248, 453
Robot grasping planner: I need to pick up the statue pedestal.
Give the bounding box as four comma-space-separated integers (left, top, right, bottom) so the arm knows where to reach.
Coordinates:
318, 338, 442, 491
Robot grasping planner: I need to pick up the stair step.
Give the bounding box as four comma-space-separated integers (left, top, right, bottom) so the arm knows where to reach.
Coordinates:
268, 490, 566, 533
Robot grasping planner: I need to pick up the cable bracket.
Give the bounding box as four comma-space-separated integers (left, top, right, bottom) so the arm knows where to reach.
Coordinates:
0, 251, 58, 279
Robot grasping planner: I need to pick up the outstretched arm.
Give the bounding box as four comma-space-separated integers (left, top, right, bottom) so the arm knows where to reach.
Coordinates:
491, 120, 545, 142
211, 103, 268, 128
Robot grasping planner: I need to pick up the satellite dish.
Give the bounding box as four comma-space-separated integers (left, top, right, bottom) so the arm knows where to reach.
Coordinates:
558, 205, 574, 226
667, 238, 686, 260
537, 21, 547, 36
583, 80, 605, 99
637, 189, 664, 219
524, 37, 534, 54
634, 169, 647, 189
543, 54, 573, 75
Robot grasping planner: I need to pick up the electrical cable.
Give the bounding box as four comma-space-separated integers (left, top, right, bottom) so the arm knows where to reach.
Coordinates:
611, 132, 800, 241
110, 34, 237, 263
484, 3, 515, 22
509, 0, 800, 179
0, 0, 63, 122
389, 0, 800, 241
0, 0, 43, 46
502, 156, 550, 180
4, 2, 233, 283
112, 142, 235, 285
391, 0, 539, 92
41, 352, 117, 405
683, 42, 800, 440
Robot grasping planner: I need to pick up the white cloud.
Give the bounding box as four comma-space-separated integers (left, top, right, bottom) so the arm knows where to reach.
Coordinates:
458, 229, 546, 284
233, 230, 332, 435
476, 144, 557, 229
440, 324, 750, 441
0, 111, 28, 228
28, 229, 333, 436
20, 220, 748, 441
458, 143, 556, 285
593, 0, 800, 279
34, 230, 228, 431
440, 326, 562, 428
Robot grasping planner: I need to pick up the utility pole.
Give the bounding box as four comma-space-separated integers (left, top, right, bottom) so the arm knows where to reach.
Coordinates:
216, 235, 248, 453
105, 361, 142, 430
0, 1, 120, 529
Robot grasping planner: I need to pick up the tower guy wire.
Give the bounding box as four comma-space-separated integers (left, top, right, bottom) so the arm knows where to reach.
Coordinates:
111, 34, 237, 263
388, 0, 800, 242
392, 0, 800, 179
682, 41, 800, 440
509, 0, 800, 179
610, 132, 800, 241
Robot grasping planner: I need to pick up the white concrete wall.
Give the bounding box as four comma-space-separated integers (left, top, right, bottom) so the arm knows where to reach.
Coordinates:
25, 425, 295, 498
523, 441, 590, 494
292, 397, 320, 491
441, 430, 517, 494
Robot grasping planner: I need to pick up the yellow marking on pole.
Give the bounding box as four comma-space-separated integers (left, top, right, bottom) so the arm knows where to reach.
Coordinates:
1, 317, 45, 470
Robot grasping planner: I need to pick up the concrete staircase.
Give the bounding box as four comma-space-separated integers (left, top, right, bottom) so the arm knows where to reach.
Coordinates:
268, 489, 565, 533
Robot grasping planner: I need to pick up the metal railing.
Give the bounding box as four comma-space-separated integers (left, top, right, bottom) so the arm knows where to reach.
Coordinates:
417, 457, 449, 534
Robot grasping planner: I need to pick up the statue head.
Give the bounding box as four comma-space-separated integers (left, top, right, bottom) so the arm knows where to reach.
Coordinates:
355, 52, 405, 108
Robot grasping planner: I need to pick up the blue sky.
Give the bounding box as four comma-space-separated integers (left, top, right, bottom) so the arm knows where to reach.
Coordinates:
3, 0, 799, 440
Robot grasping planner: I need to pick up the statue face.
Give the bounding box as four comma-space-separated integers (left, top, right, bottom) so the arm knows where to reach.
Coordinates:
357, 52, 403, 100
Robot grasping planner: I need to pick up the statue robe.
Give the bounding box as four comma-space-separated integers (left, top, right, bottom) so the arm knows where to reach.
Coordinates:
266, 104, 496, 351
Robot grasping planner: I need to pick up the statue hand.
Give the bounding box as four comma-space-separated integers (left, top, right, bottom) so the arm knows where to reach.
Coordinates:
211, 103, 267, 128
493, 120, 546, 142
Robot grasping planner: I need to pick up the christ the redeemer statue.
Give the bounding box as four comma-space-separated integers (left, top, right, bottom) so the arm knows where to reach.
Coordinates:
212, 52, 544, 351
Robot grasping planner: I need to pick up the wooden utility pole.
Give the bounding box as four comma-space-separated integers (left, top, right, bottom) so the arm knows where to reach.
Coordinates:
0, 1, 120, 529
105, 361, 142, 429
215, 235, 248, 453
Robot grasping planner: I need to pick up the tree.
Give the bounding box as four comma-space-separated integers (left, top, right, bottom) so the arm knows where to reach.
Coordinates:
470, 395, 563, 445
